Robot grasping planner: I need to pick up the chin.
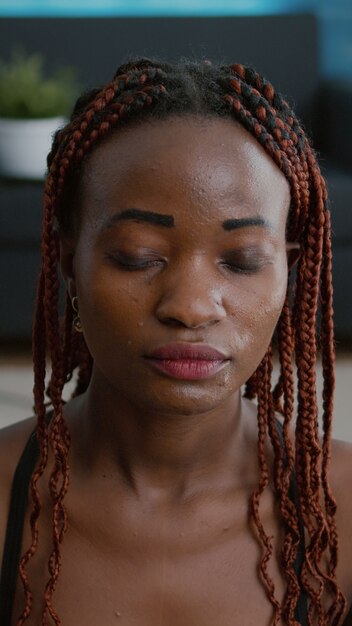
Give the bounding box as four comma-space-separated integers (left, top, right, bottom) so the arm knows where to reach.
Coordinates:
128, 381, 239, 418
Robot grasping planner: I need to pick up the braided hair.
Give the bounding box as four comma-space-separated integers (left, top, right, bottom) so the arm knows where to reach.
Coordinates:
18, 59, 346, 625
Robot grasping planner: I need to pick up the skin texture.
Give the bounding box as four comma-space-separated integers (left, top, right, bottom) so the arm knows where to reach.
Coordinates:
1, 116, 352, 625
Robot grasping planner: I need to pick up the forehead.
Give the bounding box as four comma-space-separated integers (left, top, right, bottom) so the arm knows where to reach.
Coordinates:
78, 116, 290, 229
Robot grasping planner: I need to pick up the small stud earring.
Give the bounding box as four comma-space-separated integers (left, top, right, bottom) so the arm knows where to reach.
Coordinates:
71, 296, 83, 333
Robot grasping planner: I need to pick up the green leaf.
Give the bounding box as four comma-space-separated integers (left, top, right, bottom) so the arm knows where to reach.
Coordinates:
0, 47, 80, 118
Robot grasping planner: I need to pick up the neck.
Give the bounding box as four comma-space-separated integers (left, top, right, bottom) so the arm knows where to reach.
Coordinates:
67, 369, 258, 501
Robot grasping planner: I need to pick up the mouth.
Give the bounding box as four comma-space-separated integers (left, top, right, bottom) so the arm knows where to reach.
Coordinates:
144, 343, 230, 380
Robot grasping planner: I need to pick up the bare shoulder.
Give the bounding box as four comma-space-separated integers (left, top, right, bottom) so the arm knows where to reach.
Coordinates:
329, 435, 352, 513
0, 416, 38, 566
328, 436, 352, 615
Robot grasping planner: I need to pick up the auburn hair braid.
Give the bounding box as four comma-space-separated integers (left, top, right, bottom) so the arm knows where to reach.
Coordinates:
19, 60, 346, 625
249, 349, 282, 621
17, 192, 68, 625
319, 208, 337, 524
42, 195, 71, 626
292, 157, 344, 623
319, 209, 344, 624
303, 158, 345, 623
16, 274, 48, 623
272, 290, 295, 418
272, 299, 304, 624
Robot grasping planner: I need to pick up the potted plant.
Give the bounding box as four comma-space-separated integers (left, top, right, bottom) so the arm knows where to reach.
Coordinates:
0, 49, 79, 180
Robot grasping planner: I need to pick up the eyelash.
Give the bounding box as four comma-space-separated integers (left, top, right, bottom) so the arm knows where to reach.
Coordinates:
107, 255, 164, 270
221, 261, 262, 275
107, 255, 263, 274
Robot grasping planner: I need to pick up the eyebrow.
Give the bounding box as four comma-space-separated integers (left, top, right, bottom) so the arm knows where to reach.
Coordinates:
222, 217, 272, 231
102, 210, 271, 232
103, 208, 174, 229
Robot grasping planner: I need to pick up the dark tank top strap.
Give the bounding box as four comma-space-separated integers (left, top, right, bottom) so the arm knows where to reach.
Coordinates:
275, 417, 308, 625
0, 411, 53, 626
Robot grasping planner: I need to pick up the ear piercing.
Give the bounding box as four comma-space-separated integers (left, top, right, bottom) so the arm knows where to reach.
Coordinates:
71, 296, 83, 333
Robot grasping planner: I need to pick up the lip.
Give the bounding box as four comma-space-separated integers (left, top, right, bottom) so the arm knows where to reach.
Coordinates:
146, 343, 229, 360
144, 343, 230, 380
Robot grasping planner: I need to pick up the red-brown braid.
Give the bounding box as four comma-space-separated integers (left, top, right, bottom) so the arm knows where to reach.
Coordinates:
250, 349, 282, 623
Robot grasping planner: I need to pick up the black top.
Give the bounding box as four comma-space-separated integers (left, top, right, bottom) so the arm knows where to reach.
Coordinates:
0, 414, 308, 625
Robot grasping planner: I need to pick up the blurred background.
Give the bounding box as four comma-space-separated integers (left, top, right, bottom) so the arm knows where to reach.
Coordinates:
0, 0, 351, 438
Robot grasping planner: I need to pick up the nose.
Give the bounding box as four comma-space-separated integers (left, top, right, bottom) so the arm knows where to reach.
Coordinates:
155, 258, 226, 329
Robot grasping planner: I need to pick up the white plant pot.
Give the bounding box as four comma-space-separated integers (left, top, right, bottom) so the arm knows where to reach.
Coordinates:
0, 116, 66, 180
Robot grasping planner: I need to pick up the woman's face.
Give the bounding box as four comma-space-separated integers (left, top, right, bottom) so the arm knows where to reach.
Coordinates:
61, 116, 291, 416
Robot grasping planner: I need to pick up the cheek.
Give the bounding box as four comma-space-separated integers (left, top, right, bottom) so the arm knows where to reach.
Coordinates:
80, 278, 142, 330
226, 265, 288, 354
73, 248, 147, 349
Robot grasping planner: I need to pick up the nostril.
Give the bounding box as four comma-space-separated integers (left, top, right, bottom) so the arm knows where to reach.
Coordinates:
160, 316, 220, 330
162, 317, 188, 328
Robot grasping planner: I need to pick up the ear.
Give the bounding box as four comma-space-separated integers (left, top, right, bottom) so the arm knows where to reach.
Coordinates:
59, 234, 77, 301
286, 241, 300, 270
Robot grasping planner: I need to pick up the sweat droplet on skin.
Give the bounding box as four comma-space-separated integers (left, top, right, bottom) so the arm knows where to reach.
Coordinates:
127, 340, 132, 345
137, 321, 144, 327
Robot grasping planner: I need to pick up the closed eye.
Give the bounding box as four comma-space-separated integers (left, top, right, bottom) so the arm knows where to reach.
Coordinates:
221, 261, 264, 274
220, 250, 272, 274
106, 253, 165, 270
